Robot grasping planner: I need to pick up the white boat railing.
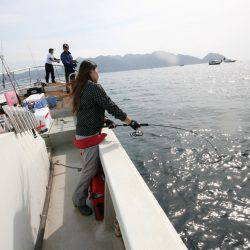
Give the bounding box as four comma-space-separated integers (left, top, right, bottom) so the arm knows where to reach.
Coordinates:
99, 129, 187, 250
0, 65, 65, 94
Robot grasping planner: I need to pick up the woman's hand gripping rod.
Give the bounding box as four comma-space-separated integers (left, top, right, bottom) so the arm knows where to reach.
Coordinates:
115, 123, 149, 136
104, 122, 149, 137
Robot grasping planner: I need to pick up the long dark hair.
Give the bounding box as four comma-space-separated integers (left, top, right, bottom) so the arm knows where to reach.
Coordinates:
72, 60, 97, 114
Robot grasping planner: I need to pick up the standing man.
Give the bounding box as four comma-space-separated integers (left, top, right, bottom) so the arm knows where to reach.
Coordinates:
60, 43, 77, 83
45, 48, 60, 84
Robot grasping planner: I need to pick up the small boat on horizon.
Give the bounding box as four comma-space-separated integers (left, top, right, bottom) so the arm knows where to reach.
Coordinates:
209, 60, 222, 65
223, 58, 237, 63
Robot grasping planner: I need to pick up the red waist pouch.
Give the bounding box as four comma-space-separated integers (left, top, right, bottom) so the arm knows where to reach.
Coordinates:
74, 133, 107, 149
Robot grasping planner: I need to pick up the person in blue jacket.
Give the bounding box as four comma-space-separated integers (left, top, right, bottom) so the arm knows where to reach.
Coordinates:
60, 43, 77, 82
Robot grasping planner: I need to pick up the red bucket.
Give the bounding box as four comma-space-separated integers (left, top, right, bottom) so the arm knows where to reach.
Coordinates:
90, 171, 105, 221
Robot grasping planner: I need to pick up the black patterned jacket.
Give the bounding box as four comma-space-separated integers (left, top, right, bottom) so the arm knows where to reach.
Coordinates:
76, 80, 127, 136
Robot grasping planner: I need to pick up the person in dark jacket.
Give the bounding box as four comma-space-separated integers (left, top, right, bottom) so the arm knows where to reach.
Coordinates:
60, 43, 77, 83
71, 60, 140, 216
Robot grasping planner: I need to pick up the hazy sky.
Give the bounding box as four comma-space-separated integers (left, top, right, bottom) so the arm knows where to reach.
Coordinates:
0, 0, 250, 68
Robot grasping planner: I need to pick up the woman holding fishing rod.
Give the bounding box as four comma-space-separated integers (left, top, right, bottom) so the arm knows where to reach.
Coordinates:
71, 60, 140, 216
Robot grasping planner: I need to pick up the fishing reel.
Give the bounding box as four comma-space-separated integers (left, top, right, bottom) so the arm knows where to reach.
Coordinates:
130, 130, 143, 137
104, 122, 147, 137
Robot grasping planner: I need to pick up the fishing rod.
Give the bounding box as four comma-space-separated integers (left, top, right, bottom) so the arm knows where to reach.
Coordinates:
56, 122, 224, 172
0, 52, 21, 90
109, 123, 223, 163
0, 55, 22, 105
27, 45, 42, 83
1, 40, 5, 90
54, 65, 61, 82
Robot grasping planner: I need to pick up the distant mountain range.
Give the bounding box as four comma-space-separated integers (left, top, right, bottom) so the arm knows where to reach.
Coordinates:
76, 51, 226, 73
1, 51, 226, 86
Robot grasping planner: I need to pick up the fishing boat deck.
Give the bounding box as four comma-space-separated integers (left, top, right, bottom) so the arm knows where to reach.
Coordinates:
43, 118, 124, 250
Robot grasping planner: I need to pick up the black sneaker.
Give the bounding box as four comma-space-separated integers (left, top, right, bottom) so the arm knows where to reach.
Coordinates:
78, 205, 93, 216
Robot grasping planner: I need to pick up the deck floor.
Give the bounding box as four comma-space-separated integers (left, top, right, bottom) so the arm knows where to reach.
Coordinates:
43, 144, 124, 250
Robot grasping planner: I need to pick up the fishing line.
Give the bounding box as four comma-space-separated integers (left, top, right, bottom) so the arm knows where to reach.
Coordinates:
111, 123, 223, 164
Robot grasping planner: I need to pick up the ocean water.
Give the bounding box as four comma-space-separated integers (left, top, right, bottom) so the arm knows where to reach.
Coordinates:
101, 62, 250, 249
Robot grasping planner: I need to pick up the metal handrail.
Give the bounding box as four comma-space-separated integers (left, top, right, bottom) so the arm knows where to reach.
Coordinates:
0, 64, 64, 75
0, 65, 66, 94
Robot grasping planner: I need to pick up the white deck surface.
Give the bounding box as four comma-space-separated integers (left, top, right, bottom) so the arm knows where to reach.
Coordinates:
43, 120, 124, 250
